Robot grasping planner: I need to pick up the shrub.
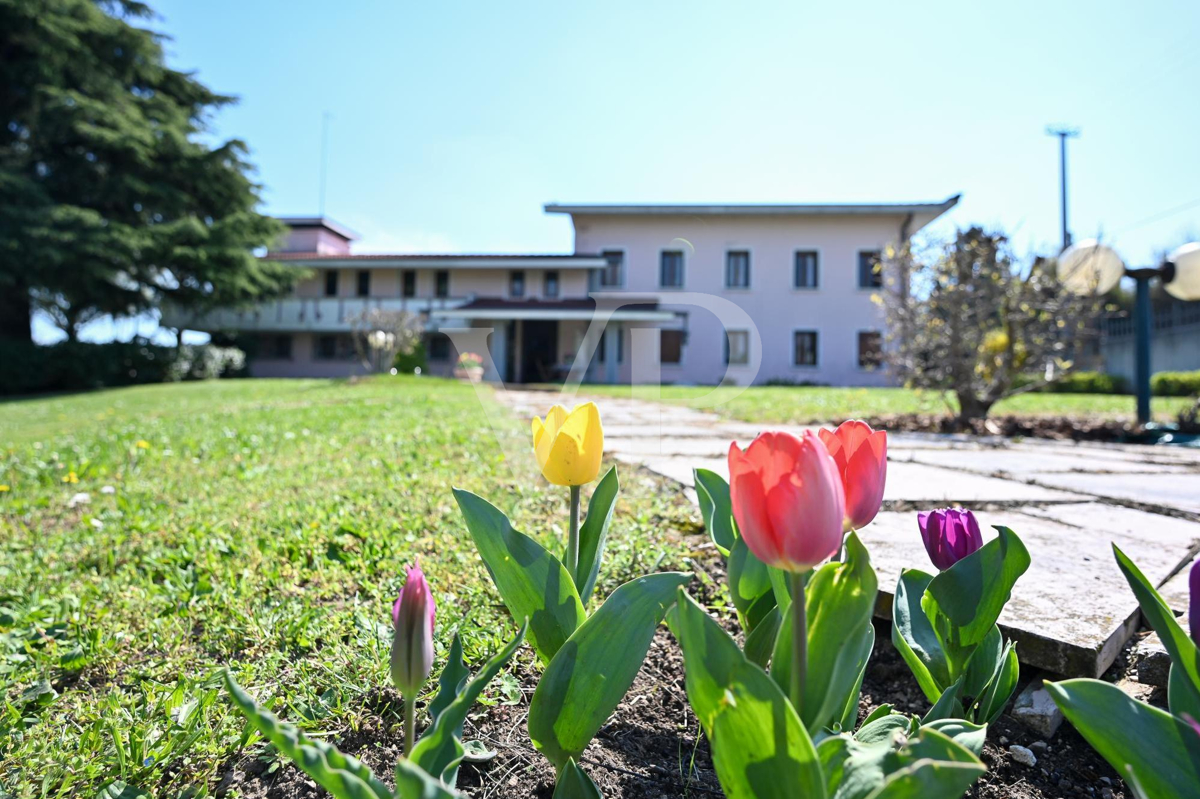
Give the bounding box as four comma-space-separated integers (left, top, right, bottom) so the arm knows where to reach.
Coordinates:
1152, 370, 1200, 397
1050, 371, 1129, 394
394, 339, 428, 374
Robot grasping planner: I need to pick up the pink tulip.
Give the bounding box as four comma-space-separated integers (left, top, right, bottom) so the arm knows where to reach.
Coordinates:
818, 421, 887, 531
919, 508, 983, 571
390, 563, 435, 696
727, 431, 846, 573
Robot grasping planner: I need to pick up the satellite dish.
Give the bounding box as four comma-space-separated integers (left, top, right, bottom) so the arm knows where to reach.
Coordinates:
1165, 243, 1200, 302
1057, 239, 1125, 295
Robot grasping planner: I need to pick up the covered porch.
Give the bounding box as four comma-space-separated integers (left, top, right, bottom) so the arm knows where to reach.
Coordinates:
429, 299, 675, 384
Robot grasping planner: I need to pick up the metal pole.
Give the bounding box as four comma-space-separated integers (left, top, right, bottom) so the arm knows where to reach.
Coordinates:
1134, 274, 1153, 424
1059, 134, 1070, 251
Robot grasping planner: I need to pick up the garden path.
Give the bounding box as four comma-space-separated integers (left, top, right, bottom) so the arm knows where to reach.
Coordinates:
498, 389, 1200, 679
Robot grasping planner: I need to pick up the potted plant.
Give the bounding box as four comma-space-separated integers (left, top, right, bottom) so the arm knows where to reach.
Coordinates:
453, 351, 484, 382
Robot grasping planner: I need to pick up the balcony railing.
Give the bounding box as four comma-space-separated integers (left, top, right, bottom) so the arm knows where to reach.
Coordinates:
161, 295, 475, 333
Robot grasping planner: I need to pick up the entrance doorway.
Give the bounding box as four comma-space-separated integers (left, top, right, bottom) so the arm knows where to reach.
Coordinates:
520, 320, 559, 383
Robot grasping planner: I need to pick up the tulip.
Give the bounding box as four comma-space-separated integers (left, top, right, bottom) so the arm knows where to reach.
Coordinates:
531, 403, 604, 487
391, 564, 435, 755
919, 508, 984, 571
727, 430, 846, 573
1190, 558, 1200, 648
728, 429, 846, 720
818, 420, 887, 531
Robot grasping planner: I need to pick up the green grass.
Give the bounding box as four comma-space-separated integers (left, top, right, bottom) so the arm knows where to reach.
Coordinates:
0, 377, 701, 798
583, 385, 1194, 425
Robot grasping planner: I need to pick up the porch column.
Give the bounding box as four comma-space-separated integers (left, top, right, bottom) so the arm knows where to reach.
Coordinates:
604, 323, 620, 384
485, 323, 506, 382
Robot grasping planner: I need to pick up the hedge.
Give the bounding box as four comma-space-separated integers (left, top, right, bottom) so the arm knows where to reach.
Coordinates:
1151, 370, 1200, 397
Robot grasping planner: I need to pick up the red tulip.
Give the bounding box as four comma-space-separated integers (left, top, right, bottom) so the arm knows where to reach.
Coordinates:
818, 421, 887, 531
727, 430, 846, 573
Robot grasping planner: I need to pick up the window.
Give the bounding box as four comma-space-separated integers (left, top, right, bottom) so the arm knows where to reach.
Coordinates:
725, 251, 751, 288
356, 269, 371, 297
428, 334, 451, 361
661, 329, 685, 364
597, 327, 624, 363
544, 270, 560, 298
324, 270, 339, 297
724, 330, 750, 365
509, 270, 526, 298
858, 331, 883, 369
263, 334, 292, 360
402, 270, 416, 298
858, 251, 883, 289
794, 330, 818, 366
314, 334, 352, 360
794, 251, 819, 289
435, 270, 450, 298
660, 251, 684, 288
597, 250, 624, 288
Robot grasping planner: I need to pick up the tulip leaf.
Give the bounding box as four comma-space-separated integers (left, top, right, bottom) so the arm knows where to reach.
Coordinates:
528, 572, 691, 770
552, 759, 602, 799
743, 605, 782, 669
428, 633, 469, 727
891, 569, 950, 703
972, 639, 1019, 726
394, 757, 467, 799
1046, 678, 1200, 798
673, 589, 827, 799
1170, 663, 1200, 724
961, 624, 1003, 700
1113, 544, 1200, 716
855, 713, 914, 744
453, 488, 585, 663
694, 468, 737, 555
831, 727, 984, 799
924, 718, 988, 757
728, 537, 775, 629
772, 532, 878, 734
223, 671, 391, 799
923, 526, 1030, 670
834, 624, 875, 733
411, 621, 527, 786
573, 466, 619, 604
921, 676, 963, 724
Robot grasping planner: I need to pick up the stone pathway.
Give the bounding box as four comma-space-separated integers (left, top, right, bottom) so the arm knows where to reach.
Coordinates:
500, 389, 1200, 678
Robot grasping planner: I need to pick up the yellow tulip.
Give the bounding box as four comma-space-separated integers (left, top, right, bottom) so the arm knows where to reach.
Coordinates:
530, 403, 603, 486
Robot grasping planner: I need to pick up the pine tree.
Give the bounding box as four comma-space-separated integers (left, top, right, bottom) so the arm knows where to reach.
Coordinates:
0, 0, 292, 343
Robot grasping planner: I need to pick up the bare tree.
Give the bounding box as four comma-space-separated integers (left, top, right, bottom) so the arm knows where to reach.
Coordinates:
881, 227, 1103, 424
349, 308, 424, 373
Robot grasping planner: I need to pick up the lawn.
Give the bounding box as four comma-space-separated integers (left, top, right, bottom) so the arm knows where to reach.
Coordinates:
585, 384, 1194, 425
0, 377, 701, 798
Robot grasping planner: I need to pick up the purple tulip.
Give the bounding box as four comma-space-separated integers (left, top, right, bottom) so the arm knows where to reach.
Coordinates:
1190, 559, 1200, 648
919, 508, 984, 571
390, 564, 435, 696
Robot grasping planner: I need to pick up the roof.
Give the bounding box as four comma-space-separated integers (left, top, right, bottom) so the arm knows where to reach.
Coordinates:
429, 297, 675, 322
544, 195, 961, 217
276, 216, 361, 241
263, 253, 607, 269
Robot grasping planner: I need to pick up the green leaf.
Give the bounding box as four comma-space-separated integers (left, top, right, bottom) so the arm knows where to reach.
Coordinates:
835, 625, 875, 733
921, 676, 963, 724
96, 783, 150, 799
891, 569, 950, 703
428, 634, 469, 726
972, 640, 1018, 725
923, 526, 1030, 667
1113, 544, 1200, 716
961, 625, 1003, 700
224, 671, 391, 799
574, 466, 619, 603
1170, 663, 1200, 724
743, 606, 781, 669
453, 488, 585, 663
1046, 678, 1200, 799
411, 622, 527, 785
835, 727, 984, 799
860, 704, 895, 729
394, 757, 466, 799
529, 572, 690, 770
855, 714, 912, 745
923, 718, 987, 757
773, 532, 878, 734
729, 537, 775, 628
673, 589, 826, 799
552, 760, 603, 799
864, 759, 988, 799
694, 468, 736, 555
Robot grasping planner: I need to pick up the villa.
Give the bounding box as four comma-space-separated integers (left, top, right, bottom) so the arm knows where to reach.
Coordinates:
164, 196, 959, 385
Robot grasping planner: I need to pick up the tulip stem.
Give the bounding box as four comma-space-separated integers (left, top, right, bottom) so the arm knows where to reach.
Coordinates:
789, 571, 807, 719
403, 696, 415, 757
567, 485, 582, 577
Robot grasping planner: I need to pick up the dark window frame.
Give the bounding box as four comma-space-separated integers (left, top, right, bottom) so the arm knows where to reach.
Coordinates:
428, 334, 451, 361
435, 270, 450, 298
793, 330, 819, 367
659, 250, 685, 288
725, 251, 751, 289
510, 270, 526, 298
794, 250, 820, 289
858, 330, 883, 370
402, 270, 416, 298
660, 329, 685, 364
724, 329, 750, 365
543, 270, 560, 298
356, 269, 371, 297
324, 270, 339, 297
597, 250, 624, 288
858, 250, 883, 289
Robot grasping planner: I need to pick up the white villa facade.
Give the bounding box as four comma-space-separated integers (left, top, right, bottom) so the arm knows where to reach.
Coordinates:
164, 197, 959, 385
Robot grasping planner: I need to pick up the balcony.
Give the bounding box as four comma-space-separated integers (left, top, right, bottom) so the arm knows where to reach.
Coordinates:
161, 296, 474, 333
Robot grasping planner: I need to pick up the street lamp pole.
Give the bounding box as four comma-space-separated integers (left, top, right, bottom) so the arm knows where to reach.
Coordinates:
1129, 268, 1157, 424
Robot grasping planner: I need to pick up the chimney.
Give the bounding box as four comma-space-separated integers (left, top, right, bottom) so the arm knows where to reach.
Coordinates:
272, 217, 359, 255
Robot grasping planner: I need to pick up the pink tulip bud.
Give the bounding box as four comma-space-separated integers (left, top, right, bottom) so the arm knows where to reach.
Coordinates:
818, 420, 887, 531
919, 508, 983, 571
390, 564, 435, 696
727, 430, 846, 573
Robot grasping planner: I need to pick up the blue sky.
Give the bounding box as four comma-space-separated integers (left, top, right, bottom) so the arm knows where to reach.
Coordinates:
44, 0, 1200, 342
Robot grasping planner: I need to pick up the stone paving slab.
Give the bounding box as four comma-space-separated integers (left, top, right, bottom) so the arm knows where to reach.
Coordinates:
498, 389, 1200, 678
